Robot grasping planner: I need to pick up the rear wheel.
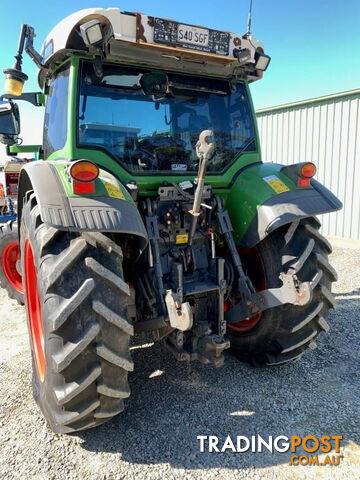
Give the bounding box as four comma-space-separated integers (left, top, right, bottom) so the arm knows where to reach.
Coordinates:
228, 217, 337, 366
0, 221, 23, 304
21, 193, 134, 433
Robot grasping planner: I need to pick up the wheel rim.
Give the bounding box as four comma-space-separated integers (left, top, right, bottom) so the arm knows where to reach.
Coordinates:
24, 239, 45, 382
227, 246, 266, 333
1, 241, 23, 293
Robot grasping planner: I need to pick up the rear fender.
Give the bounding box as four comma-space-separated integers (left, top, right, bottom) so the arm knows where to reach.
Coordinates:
226, 163, 342, 247
18, 160, 148, 250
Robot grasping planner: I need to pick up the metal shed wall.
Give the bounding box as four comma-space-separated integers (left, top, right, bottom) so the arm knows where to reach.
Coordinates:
256, 89, 360, 240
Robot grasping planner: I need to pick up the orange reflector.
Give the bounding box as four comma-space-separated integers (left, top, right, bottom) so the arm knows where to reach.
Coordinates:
70, 161, 99, 182
300, 162, 317, 178
73, 182, 95, 194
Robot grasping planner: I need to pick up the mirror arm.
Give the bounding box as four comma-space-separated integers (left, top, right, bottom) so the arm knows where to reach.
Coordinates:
13, 24, 27, 72
6, 143, 43, 157
24, 25, 44, 68
1, 92, 44, 107
11, 23, 44, 70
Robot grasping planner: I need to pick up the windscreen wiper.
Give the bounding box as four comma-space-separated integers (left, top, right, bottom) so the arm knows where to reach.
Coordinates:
79, 92, 87, 120
237, 136, 255, 156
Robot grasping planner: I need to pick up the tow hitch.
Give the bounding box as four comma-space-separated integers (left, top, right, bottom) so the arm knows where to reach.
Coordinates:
225, 270, 312, 324
165, 330, 230, 368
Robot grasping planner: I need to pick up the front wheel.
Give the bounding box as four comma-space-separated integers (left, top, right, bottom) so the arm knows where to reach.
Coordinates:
21, 193, 134, 433
227, 217, 337, 366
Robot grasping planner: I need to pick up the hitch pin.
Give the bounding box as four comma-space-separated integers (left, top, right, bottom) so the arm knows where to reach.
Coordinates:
148, 244, 154, 267
211, 230, 216, 259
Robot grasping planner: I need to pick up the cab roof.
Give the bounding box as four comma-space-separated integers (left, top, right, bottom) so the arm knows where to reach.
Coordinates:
39, 8, 267, 84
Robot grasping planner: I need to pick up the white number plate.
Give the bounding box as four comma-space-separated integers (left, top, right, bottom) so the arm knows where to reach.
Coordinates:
177, 24, 209, 47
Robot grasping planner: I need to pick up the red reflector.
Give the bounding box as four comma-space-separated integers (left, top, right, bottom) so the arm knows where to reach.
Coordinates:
298, 178, 311, 187
73, 182, 95, 194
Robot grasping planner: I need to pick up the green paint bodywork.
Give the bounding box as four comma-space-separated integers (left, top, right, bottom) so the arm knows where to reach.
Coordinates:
226, 163, 299, 243
21, 55, 306, 243
36, 93, 46, 107
8, 144, 42, 156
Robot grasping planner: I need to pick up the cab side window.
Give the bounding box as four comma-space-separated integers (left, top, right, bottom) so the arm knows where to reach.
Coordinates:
43, 66, 69, 157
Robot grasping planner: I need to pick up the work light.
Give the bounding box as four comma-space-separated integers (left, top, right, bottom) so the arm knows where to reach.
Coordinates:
234, 48, 252, 65
80, 20, 103, 47
254, 52, 271, 71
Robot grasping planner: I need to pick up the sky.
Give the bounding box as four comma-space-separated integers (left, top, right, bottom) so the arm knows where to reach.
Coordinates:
0, 0, 359, 150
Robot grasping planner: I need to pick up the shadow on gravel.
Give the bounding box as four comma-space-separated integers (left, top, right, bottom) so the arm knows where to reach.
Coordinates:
77, 292, 360, 470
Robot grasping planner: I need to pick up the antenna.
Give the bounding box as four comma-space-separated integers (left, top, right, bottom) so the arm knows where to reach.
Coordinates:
246, 0, 253, 37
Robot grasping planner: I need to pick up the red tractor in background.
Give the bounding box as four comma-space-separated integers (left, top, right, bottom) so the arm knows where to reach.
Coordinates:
0, 155, 32, 303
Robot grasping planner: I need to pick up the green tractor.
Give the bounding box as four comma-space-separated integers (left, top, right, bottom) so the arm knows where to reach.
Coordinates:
0, 8, 341, 433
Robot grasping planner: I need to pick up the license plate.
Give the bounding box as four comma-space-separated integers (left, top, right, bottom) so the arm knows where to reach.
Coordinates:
177, 24, 209, 48
153, 18, 230, 56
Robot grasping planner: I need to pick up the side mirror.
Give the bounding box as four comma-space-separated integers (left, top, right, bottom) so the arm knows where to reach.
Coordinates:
0, 100, 20, 145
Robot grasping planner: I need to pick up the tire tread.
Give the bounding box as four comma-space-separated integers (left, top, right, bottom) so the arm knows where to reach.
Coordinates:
21, 193, 133, 433
229, 217, 337, 367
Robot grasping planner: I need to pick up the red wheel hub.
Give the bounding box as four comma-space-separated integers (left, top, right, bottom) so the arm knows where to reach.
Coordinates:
227, 246, 266, 333
24, 239, 45, 382
1, 241, 23, 293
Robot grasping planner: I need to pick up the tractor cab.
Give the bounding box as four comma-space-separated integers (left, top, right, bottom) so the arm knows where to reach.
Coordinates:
1, 8, 270, 189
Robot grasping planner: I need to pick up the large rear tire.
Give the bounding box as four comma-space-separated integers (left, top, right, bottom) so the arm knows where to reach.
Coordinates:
21, 193, 134, 433
0, 220, 24, 304
228, 217, 337, 366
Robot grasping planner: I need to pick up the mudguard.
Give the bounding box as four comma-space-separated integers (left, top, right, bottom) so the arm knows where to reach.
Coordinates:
17, 160, 148, 249
226, 163, 342, 248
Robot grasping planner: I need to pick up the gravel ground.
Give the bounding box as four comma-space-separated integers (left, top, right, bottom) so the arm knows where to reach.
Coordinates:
0, 246, 359, 480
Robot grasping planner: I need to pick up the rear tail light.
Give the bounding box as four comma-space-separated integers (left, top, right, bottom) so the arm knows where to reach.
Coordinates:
298, 162, 316, 187
69, 160, 99, 195
281, 162, 317, 188
69, 160, 99, 183
300, 163, 316, 178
